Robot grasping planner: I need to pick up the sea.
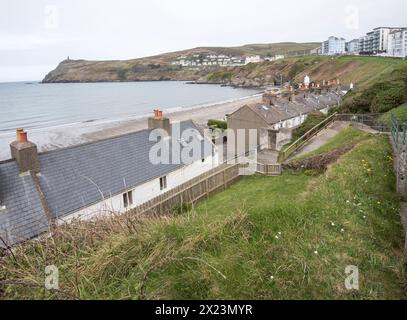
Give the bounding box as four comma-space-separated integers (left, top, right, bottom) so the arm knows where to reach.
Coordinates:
0, 81, 259, 134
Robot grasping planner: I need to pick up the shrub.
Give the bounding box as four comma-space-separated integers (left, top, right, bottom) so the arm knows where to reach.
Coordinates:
207, 71, 233, 82
292, 112, 326, 141
370, 81, 405, 113
208, 119, 227, 130
288, 61, 306, 79
339, 67, 407, 114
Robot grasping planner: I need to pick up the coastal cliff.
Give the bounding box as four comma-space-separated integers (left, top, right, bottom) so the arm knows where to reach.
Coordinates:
42, 42, 320, 85
43, 52, 407, 91
42, 59, 212, 83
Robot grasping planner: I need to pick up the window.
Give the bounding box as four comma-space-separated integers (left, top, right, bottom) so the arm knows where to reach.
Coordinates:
123, 190, 133, 208
160, 176, 167, 191
202, 158, 205, 163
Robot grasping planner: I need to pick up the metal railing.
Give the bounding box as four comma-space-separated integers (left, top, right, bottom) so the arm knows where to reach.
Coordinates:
278, 112, 391, 163
278, 113, 338, 163
391, 113, 407, 149
336, 113, 390, 132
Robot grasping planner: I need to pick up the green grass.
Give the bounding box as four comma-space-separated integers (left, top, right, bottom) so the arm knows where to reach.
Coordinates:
1, 130, 405, 300
379, 103, 407, 126
292, 126, 370, 162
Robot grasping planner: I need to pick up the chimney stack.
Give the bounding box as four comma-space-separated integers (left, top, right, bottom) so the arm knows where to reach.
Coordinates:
288, 86, 295, 102
148, 109, 171, 136
10, 129, 40, 174
262, 91, 277, 106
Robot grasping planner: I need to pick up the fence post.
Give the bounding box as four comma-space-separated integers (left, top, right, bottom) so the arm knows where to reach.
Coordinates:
397, 145, 407, 201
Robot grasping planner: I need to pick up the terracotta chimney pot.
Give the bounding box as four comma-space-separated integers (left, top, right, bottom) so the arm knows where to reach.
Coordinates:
19, 131, 28, 143
16, 128, 24, 141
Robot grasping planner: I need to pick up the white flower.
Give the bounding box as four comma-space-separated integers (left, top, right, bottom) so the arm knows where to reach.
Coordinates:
363, 215, 366, 219
270, 276, 274, 280
314, 251, 318, 255
275, 235, 279, 239
346, 200, 350, 203
341, 229, 345, 232
278, 232, 282, 235
331, 222, 335, 226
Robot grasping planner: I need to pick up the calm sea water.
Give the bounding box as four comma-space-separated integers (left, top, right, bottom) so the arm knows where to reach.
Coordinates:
0, 81, 259, 134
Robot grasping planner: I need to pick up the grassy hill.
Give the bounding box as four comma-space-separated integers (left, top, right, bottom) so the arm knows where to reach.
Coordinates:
1, 128, 405, 299
379, 103, 407, 125
206, 55, 407, 88
42, 42, 320, 83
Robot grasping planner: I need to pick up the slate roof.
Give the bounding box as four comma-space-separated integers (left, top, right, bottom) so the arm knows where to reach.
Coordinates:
248, 91, 343, 125
0, 161, 49, 247
0, 120, 213, 247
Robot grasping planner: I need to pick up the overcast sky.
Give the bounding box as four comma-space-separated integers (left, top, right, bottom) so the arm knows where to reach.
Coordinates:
1, 0, 406, 82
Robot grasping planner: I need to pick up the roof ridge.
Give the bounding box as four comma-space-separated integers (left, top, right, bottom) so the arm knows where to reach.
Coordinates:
36, 119, 195, 157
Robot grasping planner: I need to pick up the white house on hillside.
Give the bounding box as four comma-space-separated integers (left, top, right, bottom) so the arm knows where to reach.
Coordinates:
245, 55, 263, 64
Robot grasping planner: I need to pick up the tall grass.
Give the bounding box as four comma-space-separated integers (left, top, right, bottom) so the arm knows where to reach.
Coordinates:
1, 130, 406, 299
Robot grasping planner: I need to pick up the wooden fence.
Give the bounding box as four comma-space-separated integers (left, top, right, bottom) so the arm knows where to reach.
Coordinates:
130, 164, 241, 216
256, 163, 282, 176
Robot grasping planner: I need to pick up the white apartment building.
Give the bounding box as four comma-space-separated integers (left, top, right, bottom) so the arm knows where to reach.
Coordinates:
346, 39, 360, 54
321, 36, 346, 55
359, 27, 402, 54
388, 29, 407, 58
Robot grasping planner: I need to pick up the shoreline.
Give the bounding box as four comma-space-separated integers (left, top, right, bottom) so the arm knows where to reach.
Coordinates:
0, 94, 262, 161
83, 93, 262, 142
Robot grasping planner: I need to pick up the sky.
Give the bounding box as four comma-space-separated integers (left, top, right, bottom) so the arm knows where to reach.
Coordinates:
1, 0, 406, 82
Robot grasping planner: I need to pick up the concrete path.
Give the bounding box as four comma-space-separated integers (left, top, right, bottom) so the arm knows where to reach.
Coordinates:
290, 121, 350, 160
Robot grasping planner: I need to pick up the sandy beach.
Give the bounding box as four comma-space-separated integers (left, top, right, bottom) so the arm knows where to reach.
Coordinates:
0, 94, 262, 161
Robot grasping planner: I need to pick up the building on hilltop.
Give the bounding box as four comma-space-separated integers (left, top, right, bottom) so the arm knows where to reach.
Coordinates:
322, 36, 346, 55
387, 28, 407, 58
245, 55, 263, 64
0, 112, 219, 247
358, 27, 404, 55
346, 39, 360, 54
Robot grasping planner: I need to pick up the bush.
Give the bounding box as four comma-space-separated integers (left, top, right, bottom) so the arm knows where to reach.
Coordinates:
208, 119, 227, 130
288, 61, 306, 79
339, 67, 407, 114
207, 71, 233, 82
292, 112, 326, 141
370, 82, 405, 113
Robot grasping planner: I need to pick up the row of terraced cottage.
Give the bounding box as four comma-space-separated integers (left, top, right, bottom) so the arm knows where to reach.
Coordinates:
0, 81, 346, 248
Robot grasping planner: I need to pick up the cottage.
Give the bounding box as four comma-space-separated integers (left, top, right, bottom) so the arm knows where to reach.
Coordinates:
227, 87, 344, 154
0, 112, 219, 247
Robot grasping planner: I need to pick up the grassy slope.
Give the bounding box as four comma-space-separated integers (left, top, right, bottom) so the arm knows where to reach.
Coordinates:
1, 129, 405, 299
307, 56, 407, 88
379, 103, 407, 126
291, 127, 370, 162
43, 51, 407, 86
206, 55, 407, 88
